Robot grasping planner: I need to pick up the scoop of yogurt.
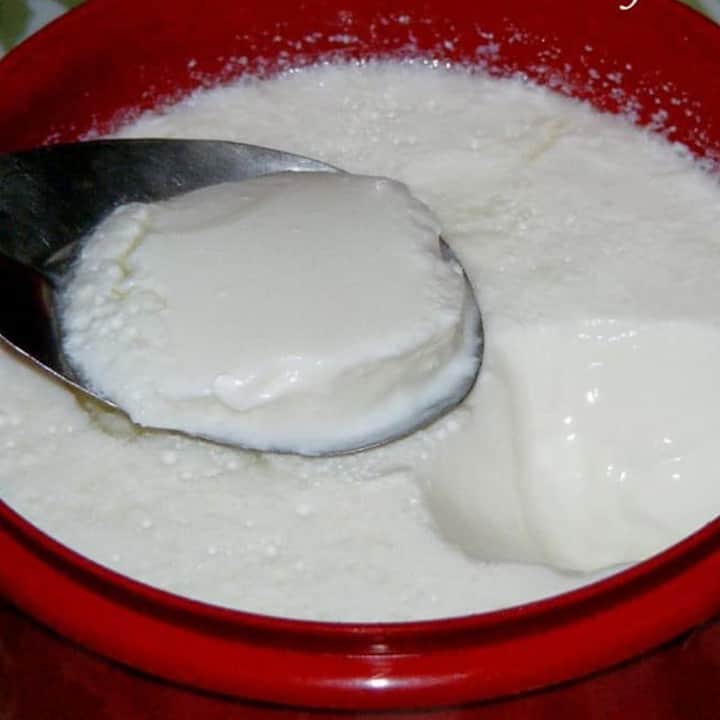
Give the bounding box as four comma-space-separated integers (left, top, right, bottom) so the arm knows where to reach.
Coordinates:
60, 171, 479, 454
425, 318, 720, 572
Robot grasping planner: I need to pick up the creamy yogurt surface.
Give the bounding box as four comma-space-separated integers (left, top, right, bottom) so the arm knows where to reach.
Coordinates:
59, 172, 479, 454
2, 61, 720, 621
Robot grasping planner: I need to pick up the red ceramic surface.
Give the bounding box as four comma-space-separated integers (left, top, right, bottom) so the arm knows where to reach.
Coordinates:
0, 0, 719, 716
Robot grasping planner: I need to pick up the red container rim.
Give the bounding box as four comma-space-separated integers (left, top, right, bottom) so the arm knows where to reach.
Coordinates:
1, 0, 720, 711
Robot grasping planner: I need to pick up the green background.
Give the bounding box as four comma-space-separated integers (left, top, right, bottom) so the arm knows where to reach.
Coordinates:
1, 0, 81, 50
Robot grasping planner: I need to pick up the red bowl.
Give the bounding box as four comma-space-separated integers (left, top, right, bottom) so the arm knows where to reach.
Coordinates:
1, 0, 719, 717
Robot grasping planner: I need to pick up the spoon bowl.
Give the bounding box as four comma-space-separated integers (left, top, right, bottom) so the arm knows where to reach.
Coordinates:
0, 139, 483, 455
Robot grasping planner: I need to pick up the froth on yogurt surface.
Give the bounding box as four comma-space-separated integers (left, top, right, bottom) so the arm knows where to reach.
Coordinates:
2, 61, 720, 621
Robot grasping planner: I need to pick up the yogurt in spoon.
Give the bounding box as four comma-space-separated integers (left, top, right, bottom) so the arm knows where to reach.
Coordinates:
60, 171, 480, 454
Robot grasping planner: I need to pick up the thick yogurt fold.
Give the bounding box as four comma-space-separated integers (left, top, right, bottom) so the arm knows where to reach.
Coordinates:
60, 171, 479, 454
425, 318, 720, 571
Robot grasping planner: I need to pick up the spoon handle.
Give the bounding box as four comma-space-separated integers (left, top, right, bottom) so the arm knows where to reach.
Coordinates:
0, 252, 61, 372
0, 139, 336, 272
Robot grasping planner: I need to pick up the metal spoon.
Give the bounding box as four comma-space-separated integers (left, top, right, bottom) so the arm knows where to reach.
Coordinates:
0, 139, 483, 456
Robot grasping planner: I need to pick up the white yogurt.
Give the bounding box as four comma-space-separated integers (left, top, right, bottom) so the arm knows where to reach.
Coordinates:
425, 319, 720, 571
60, 172, 478, 454
2, 61, 720, 621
